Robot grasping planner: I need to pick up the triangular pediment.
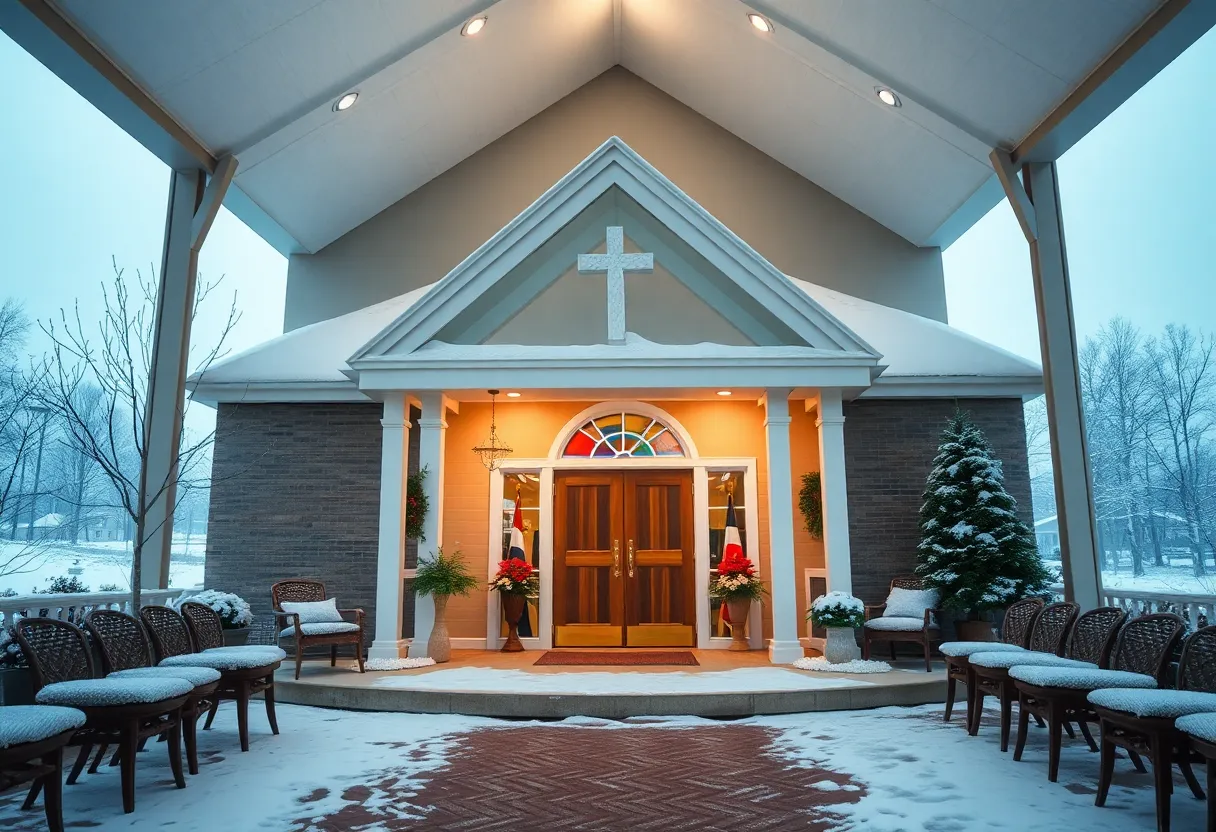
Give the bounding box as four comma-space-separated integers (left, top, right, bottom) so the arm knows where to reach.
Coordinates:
350, 138, 878, 364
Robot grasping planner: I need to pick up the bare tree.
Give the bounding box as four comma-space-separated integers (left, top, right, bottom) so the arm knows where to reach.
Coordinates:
1145, 325, 1214, 578
37, 260, 238, 607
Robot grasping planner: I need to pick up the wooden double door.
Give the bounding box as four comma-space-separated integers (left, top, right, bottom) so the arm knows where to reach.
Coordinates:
554, 470, 695, 647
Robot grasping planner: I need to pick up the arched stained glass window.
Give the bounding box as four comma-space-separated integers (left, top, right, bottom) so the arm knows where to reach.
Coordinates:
562, 411, 686, 458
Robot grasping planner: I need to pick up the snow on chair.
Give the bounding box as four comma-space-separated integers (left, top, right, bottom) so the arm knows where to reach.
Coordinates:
1008, 612, 1186, 784
860, 577, 943, 672
271, 579, 366, 680
0, 705, 86, 832
140, 605, 283, 753
13, 617, 193, 814
1176, 712, 1216, 832
1089, 625, 1216, 832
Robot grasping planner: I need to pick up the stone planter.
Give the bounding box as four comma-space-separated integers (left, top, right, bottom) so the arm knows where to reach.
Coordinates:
0, 667, 34, 706
955, 619, 997, 642
428, 594, 452, 663
726, 598, 752, 651
221, 627, 251, 647
823, 627, 861, 664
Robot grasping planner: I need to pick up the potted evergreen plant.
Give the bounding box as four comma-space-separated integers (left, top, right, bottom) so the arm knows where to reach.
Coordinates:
413, 548, 478, 662
177, 590, 254, 645
808, 591, 865, 663
0, 627, 33, 705
914, 413, 1053, 640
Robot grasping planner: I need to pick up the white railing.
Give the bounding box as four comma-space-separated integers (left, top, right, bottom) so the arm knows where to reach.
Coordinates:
0, 589, 184, 629
1048, 585, 1214, 630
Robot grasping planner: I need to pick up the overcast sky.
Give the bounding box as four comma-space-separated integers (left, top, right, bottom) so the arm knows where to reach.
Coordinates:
1, 25, 1213, 422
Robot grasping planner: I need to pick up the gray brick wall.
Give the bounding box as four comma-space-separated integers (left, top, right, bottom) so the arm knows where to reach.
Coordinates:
842, 398, 1033, 608
205, 402, 418, 647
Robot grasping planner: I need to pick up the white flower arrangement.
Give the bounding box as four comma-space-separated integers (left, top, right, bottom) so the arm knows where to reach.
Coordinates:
807, 591, 866, 629
176, 589, 253, 629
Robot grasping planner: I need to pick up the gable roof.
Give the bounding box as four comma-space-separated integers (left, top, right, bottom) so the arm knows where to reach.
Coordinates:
351, 136, 877, 364
187, 274, 1041, 404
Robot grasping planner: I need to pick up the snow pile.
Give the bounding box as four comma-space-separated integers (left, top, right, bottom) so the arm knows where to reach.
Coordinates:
792, 657, 893, 674
362, 657, 437, 671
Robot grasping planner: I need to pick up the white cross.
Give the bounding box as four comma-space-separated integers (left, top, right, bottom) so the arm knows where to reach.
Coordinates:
577, 226, 654, 344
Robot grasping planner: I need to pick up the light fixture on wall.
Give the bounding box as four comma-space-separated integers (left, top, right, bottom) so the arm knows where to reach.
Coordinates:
876, 87, 901, 107
332, 91, 359, 112
473, 390, 513, 471
717, 390, 732, 396
506, 391, 521, 398
461, 16, 487, 36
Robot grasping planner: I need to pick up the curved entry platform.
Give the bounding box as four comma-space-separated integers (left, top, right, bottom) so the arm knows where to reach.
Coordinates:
274, 651, 947, 719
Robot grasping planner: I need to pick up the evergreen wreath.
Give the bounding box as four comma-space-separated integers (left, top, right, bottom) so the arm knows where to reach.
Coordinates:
405, 466, 429, 541
914, 412, 1053, 614
798, 472, 823, 540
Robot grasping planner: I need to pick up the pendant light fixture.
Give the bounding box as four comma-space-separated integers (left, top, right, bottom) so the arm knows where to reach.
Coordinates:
472, 389, 513, 470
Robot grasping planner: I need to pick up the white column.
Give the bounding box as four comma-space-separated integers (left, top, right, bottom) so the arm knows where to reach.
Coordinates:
815, 390, 853, 594
1025, 161, 1102, 609
408, 392, 447, 658
763, 389, 802, 663
369, 394, 410, 661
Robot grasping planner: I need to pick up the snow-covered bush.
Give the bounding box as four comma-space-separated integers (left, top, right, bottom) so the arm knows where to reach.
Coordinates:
808, 591, 865, 629
176, 590, 253, 629
0, 627, 25, 669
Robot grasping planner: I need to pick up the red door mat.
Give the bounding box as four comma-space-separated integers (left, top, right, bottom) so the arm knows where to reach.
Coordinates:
534, 651, 699, 667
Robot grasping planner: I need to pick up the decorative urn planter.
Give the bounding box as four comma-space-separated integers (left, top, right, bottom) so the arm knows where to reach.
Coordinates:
221, 627, 251, 647
726, 598, 752, 651
428, 594, 453, 663
823, 627, 861, 664
501, 595, 527, 653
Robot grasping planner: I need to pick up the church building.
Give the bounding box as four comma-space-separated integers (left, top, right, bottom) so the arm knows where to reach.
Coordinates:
190, 69, 1040, 663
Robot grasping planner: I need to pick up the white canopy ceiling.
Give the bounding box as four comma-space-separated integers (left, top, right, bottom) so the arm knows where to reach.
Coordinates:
5, 0, 1210, 254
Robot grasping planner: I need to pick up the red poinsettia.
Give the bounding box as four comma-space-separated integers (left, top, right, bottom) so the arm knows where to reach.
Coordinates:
490, 558, 539, 596
718, 551, 757, 578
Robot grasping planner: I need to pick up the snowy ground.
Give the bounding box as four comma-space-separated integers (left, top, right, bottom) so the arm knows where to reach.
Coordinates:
0, 537, 205, 595
0, 702, 1200, 830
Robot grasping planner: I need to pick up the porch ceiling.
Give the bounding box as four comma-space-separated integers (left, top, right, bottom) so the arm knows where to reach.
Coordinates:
5, 0, 1210, 254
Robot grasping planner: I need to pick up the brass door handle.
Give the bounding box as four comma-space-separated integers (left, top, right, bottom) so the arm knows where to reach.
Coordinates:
627, 539, 635, 578
613, 540, 621, 578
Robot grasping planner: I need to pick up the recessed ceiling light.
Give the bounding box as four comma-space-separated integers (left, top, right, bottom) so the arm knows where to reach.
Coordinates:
876, 87, 901, 107
506, 392, 521, 398
747, 13, 773, 33
461, 16, 487, 36
332, 92, 359, 112
717, 390, 732, 397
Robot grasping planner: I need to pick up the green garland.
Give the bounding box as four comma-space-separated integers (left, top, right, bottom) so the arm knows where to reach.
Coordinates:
798, 472, 823, 540
405, 466, 429, 541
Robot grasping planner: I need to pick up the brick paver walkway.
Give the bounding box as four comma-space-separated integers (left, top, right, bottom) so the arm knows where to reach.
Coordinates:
298, 724, 863, 831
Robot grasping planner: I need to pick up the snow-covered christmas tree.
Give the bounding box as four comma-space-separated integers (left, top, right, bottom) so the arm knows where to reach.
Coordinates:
915, 412, 1052, 613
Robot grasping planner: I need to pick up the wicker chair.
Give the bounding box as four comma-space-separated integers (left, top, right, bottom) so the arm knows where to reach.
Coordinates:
0, 706, 85, 832
14, 618, 191, 814
140, 605, 281, 753
1176, 712, 1216, 832
861, 577, 943, 672
1090, 625, 1216, 832
939, 597, 1044, 729
968, 601, 1080, 748
1010, 612, 1186, 783
271, 579, 366, 680
84, 609, 222, 776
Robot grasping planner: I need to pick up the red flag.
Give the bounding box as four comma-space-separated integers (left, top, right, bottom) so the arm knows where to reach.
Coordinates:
720, 493, 743, 626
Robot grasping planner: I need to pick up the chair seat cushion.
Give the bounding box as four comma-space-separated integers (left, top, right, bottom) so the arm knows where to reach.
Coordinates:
1176, 712, 1216, 744
939, 642, 1026, 657
1008, 665, 1157, 691
36, 678, 193, 707
864, 616, 932, 632
1088, 689, 1216, 719
971, 652, 1096, 671
279, 622, 362, 639
160, 651, 281, 671
0, 706, 87, 749
109, 666, 222, 687
205, 646, 288, 661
